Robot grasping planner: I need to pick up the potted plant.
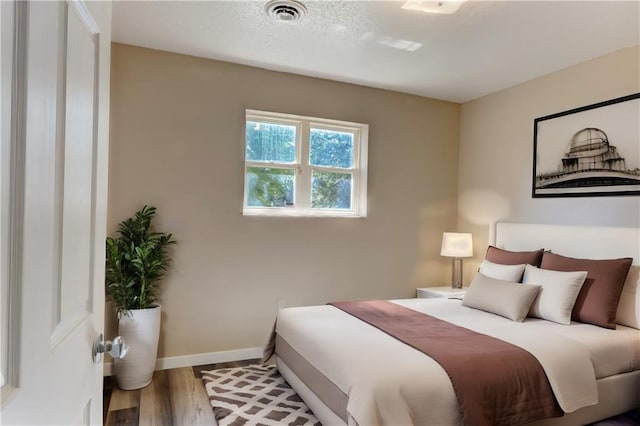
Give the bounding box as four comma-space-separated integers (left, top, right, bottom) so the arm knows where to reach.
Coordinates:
105, 205, 176, 390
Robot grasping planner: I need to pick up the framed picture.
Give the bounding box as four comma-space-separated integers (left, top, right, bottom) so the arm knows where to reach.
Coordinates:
532, 93, 640, 198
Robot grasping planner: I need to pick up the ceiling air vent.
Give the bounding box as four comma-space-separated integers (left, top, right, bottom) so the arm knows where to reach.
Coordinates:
265, 0, 307, 22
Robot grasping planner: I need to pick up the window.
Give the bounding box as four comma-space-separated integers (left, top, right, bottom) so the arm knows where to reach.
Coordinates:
243, 110, 368, 217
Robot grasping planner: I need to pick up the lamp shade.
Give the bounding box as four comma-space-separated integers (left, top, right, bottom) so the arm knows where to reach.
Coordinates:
440, 232, 473, 258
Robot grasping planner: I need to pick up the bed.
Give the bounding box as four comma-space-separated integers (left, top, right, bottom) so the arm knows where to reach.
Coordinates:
273, 222, 640, 425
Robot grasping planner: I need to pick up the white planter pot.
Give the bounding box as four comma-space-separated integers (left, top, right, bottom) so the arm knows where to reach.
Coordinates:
113, 305, 161, 390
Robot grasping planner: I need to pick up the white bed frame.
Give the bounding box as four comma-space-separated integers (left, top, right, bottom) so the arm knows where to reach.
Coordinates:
278, 222, 640, 426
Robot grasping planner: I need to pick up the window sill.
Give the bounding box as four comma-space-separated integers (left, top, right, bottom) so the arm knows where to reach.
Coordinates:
242, 208, 365, 218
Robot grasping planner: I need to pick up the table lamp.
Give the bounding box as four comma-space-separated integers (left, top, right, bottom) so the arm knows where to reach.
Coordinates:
440, 232, 473, 289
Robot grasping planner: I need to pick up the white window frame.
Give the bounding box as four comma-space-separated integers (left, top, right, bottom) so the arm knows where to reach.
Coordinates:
243, 110, 368, 218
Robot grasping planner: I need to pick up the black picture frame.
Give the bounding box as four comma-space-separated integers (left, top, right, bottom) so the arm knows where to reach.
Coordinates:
532, 93, 640, 198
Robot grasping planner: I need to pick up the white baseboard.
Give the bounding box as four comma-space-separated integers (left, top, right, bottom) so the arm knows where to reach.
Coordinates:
103, 346, 263, 377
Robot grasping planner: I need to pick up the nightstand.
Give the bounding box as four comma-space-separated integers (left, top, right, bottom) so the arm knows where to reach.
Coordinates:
416, 286, 468, 299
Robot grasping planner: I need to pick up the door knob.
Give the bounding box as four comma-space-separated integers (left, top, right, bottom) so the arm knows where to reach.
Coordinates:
93, 333, 129, 363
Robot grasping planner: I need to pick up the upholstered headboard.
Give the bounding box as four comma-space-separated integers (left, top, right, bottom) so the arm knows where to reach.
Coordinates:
490, 222, 640, 329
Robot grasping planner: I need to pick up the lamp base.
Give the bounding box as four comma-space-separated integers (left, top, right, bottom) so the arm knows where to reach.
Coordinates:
451, 257, 463, 289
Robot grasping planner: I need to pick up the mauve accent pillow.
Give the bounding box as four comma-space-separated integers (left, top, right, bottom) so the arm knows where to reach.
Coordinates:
540, 252, 633, 329
485, 246, 544, 267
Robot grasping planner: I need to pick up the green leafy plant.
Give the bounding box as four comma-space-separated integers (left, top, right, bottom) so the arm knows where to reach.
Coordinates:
106, 205, 176, 317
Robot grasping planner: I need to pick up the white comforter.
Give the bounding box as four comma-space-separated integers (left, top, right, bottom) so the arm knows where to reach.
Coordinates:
276, 298, 599, 426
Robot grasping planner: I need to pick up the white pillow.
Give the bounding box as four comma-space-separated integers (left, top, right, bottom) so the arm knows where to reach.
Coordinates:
522, 265, 588, 325
479, 260, 526, 282
463, 273, 541, 322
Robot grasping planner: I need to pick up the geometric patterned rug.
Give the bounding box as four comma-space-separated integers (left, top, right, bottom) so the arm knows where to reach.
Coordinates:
202, 365, 639, 426
202, 365, 321, 426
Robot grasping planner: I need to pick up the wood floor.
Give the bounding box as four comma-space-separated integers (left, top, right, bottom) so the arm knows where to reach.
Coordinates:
103, 359, 259, 426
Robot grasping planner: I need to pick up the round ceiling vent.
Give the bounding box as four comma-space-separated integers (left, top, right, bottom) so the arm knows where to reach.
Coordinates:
265, 0, 307, 22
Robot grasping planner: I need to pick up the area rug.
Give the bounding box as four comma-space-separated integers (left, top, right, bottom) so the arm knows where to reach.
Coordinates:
202, 364, 320, 426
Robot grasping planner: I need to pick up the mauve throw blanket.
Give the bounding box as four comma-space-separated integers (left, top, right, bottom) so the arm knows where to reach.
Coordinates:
329, 300, 563, 426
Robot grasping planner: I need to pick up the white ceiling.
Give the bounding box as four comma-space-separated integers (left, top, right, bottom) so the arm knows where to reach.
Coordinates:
112, 1, 640, 103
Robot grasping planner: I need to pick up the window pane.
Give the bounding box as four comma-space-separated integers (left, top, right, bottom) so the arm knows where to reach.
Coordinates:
246, 167, 295, 207
311, 171, 352, 209
310, 128, 353, 168
246, 121, 296, 163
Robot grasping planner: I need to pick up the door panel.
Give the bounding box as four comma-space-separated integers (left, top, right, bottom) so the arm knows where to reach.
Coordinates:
0, 1, 111, 424
0, 0, 23, 400
54, 1, 97, 345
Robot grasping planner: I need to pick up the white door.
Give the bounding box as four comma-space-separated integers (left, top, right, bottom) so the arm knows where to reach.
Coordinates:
1, 1, 111, 424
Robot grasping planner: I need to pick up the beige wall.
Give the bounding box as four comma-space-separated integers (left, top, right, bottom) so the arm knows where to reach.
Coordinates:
458, 46, 640, 281
107, 43, 460, 358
